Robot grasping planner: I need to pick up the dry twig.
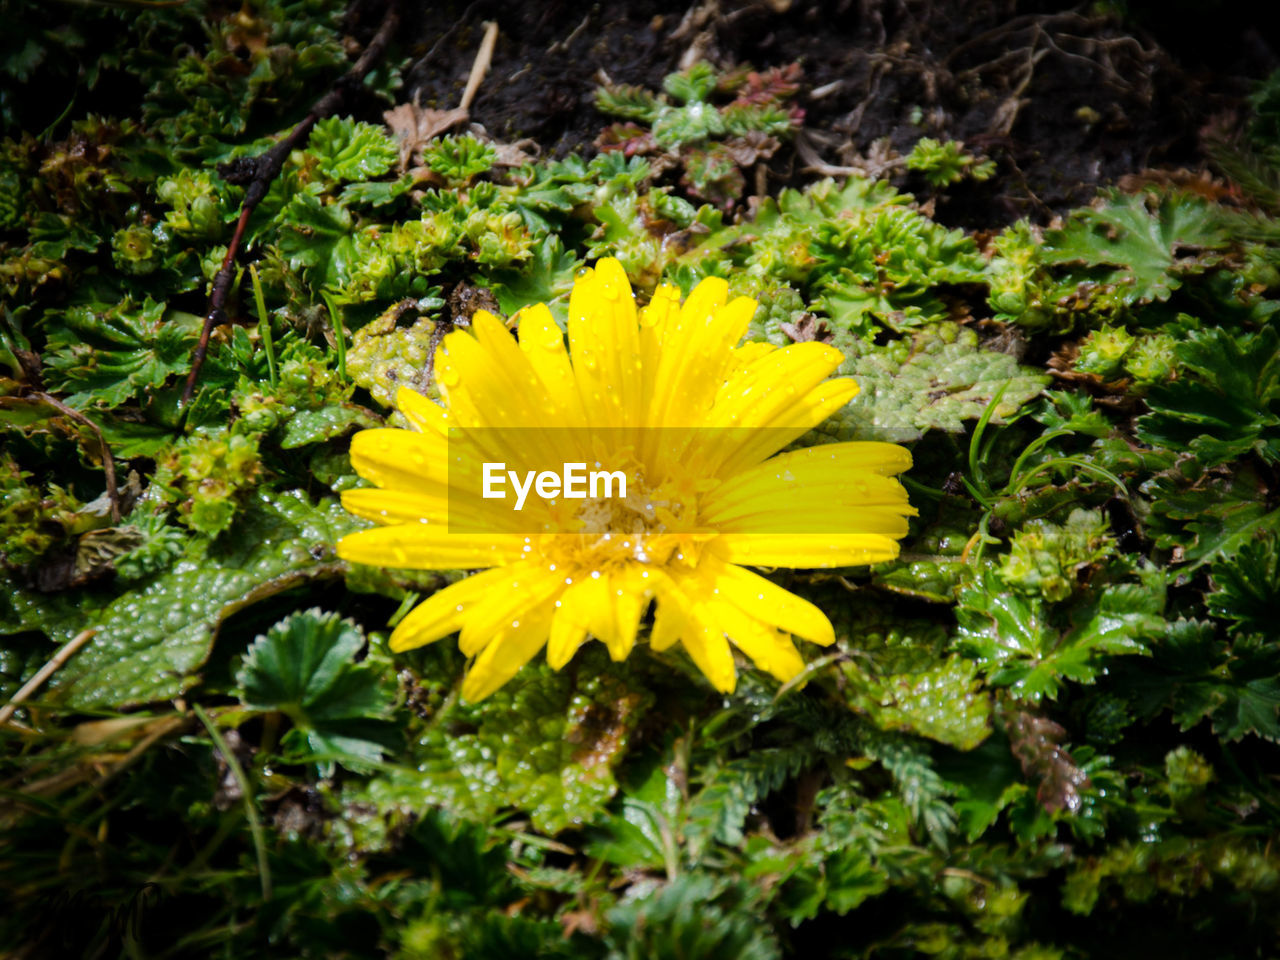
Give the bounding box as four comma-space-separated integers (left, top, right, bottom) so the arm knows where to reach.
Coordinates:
0, 628, 98, 726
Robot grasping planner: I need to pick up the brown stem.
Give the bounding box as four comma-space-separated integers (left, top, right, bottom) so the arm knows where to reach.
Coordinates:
181, 0, 403, 405
35, 392, 120, 524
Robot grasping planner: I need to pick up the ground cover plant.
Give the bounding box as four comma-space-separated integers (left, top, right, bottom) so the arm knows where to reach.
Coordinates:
2, 1, 1279, 957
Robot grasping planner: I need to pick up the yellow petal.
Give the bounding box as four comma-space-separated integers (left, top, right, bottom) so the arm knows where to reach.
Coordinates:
336, 525, 525, 570
705, 599, 805, 683
457, 563, 564, 656
645, 282, 755, 429
546, 601, 590, 670
680, 615, 738, 694
461, 607, 555, 702
396, 386, 451, 435
701, 445, 915, 533
652, 570, 737, 692
708, 341, 848, 430
649, 595, 685, 652
713, 378, 861, 477
340, 488, 449, 527
569, 258, 641, 430
388, 566, 523, 652
705, 559, 836, 646
349, 429, 449, 492
715, 532, 902, 568
517, 303, 588, 427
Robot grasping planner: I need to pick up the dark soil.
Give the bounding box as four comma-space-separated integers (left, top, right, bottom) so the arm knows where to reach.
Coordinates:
398, 0, 1277, 227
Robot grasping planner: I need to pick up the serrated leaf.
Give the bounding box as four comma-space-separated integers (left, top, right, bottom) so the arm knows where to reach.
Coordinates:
956, 570, 1161, 702
1, 489, 361, 709
818, 322, 1049, 443
308, 116, 398, 183
1043, 191, 1229, 305
1208, 534, 1280, 632
483, 234, 580, 321
42, 298, 201, 407
274, 192, 355, 289
686, 747, 813, 850
1145, 619, 1280, 742
238, 607, 396, 768
1144, 462, 1280, 569
369, 661, 650, 833
1137, 326, 1280, 466
238, 608, 364, 714
844, 654, 992, 750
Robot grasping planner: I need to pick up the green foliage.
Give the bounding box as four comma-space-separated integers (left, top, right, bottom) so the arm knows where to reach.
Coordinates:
1, 489, 358, 709
366, 660, 651, 835
153, 427, 263, 535
996, 192, 1240, 331
308, 116, 398, 184
595, 63, 802, 207
1207, 534, 1280, 632
1137, 325, 1280, 465
1042, 191, 1228, 305
956, 566, 1164, 702
998, 508, 1113, 602
605, 875, 780, 960
5, 7, 1280, 957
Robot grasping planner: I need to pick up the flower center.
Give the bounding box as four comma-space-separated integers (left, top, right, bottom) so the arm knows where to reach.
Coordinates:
541, 464, 711, 572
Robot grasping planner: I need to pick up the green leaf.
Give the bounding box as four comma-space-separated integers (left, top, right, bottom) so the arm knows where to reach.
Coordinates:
238, 608, 365, 715
368, 660, 651, 833
604, 875, 780, 960
844, 654, 992, 751
483, 234, 581, 320
238, 607, 397, 768
424, 135, 496, 185
818, 322, 1049, 443
1144, 462, 1280, 568
1042, 191, 1229, 305
41, 298, 200, 407
274, 192, 355, 289
1137, 326, 1280, 466
280, 403, 380, 448
0, 489, 360, 709
686, 747, 813, 850
1124, 618, 1280, 742
594, 83, 665, 122
956, 569, 1161, 702
662, 63, 718, 104
1208, 534, 1280, 632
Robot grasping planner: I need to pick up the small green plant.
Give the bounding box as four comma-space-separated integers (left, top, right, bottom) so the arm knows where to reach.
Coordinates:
595, 62, 803, 207
905, 137, 996, 187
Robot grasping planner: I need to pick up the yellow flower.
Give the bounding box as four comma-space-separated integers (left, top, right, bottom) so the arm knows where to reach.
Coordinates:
337, 258, 915, 701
